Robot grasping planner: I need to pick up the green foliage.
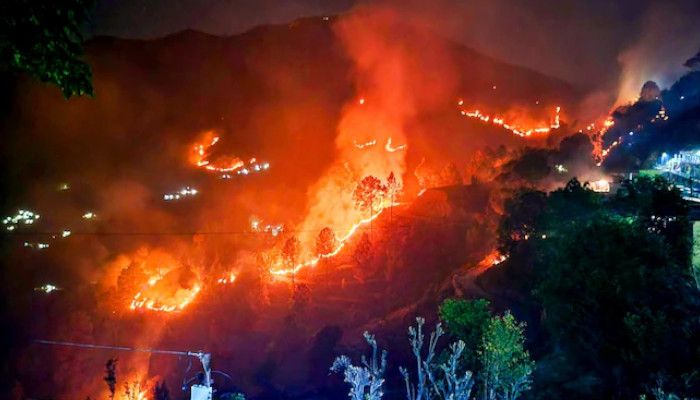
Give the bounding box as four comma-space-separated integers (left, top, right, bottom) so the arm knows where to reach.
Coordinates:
479, 312, 534, 400
439, 298, 491, 368
0, 0, 94, 97
496, 176, 700, 397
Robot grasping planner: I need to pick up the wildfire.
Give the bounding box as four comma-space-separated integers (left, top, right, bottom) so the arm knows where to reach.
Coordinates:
385, 137, 407, 152
458, 102, 561, 137
190, 131, 245, 173
478, 250, 508, 268
123, 249, 203, 313
129, 283, 201, 313
121, 381, 149, 400
353, 139, 377, 149
269, 204, 390, 276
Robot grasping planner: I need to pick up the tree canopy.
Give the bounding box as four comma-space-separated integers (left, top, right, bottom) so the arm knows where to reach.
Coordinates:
0, 0, 94, 97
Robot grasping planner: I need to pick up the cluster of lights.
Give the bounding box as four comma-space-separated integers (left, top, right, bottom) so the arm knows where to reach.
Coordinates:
221, 158, 271, 179
651, 106, 669, 123
24, 242, 49, 250
458, 101, 561, 138
554, 164, 568, 173
648, 215, 679, 234
34, 284, 60, 293
82, 212, 97, 220
163, 187, 198, 201
3, 209, 40, 231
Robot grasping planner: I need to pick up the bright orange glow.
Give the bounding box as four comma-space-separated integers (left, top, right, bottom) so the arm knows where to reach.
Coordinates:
118, 248, 203, 313
479, 250, 508, 268
269, 204, 390, 276
384, 137, 407, 152
217, 272, 238, 284
458, 103, 561, 137
190, 130, 245, 173
353, 139, 377, 149
129, 284, 201, 313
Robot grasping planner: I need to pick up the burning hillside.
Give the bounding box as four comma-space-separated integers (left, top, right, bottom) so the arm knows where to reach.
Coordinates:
0, 4, 664, 400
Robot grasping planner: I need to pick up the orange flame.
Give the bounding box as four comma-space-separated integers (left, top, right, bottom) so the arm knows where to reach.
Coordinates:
458, 103, 561, 137
190, 131, 245, 173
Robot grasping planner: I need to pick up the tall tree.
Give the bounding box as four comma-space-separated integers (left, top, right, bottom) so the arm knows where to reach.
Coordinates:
479, 312, 534, 400
316, 227, 337, 257
282, 236, 300, 286
353, 175, 387, 234
103, 358, 117, 400
439, 298, 492, 369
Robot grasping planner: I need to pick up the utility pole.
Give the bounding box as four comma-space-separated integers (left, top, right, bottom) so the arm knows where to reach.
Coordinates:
34, 339, 215, 400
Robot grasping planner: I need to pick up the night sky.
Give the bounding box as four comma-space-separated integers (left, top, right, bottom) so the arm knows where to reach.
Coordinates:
91, 0, 700, 89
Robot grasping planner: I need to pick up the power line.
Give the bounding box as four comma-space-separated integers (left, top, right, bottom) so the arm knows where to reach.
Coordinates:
34, 339, 199, 356
2, 212, 475, 237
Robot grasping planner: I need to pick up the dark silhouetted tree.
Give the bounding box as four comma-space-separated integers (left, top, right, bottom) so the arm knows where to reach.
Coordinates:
154, 381, 170, 400
282, 236, 300, 285
104, 358, 117, 400
0, 0, 95, 97
316, 227, 336, 256
352, 233, 373, 282
353, 175, 387, 234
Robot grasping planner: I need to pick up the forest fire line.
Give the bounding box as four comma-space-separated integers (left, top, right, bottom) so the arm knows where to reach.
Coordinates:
191, 131, 270, 177
191, 133, 245, 173
457, 101, 561, 137
269, 204, 391, 276
129, 284, 201, 313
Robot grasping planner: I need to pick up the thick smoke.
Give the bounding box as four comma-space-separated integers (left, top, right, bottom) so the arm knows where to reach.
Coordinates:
615, 2, 700, 106
297, 4, 458, 249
